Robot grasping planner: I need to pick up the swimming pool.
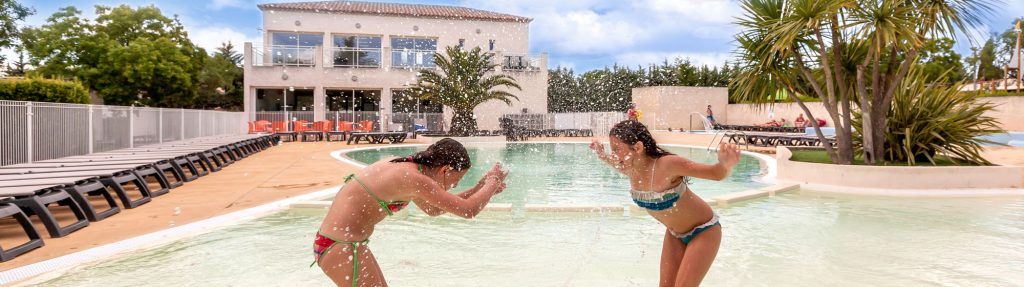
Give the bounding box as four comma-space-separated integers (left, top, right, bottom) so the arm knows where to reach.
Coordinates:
24, 144, 1024, 286
343, 143, 769, 204
979, 132, 1024, 147
31, 193, 1024, 286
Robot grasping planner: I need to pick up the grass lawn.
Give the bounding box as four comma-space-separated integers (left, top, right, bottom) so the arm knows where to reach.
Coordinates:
788, 149, 986, 166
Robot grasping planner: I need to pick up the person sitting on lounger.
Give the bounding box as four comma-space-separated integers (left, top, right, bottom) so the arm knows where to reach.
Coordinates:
794, 114, 807, 128
757, 119, 781, 127
313, 138, 508, 287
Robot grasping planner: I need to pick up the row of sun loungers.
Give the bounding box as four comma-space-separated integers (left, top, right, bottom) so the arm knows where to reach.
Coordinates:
718, 125, 806, 133
346, 132, 409, 145
0, 134, 278, 262
724, 131, 835, 147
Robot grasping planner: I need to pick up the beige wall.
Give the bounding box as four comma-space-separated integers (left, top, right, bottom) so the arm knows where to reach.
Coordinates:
631, 86, 728, 130
726, 97, 1024, 131
777, 146, 1024, 190
243, 10, 546, 131
979, 97, 1024, 131
725, 102, 832, 127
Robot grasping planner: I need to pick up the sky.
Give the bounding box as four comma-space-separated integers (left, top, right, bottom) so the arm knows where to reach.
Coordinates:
9, 0, 1024, 72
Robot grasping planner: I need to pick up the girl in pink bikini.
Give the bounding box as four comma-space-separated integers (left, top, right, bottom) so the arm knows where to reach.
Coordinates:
313, 138, 507, 286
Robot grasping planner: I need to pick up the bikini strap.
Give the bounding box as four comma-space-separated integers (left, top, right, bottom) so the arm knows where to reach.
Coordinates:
650, 157, 659, 191
347, 174, 394, 216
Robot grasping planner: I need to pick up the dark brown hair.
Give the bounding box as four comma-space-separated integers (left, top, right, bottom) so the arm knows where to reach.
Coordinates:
609, 120, 673, 158
390, 138, 471, 170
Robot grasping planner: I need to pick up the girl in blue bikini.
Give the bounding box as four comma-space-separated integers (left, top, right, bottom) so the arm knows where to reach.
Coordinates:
590, 120, 740, 287
314, 138, 508, 287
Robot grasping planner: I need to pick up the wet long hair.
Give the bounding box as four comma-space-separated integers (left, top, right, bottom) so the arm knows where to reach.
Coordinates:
390, 138, 471, 171
609, 120, 673, 158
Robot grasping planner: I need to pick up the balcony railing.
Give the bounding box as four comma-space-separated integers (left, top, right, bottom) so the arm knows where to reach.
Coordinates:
330, 47, 382, 68
502, 54, 542, 71
250, 45, 318, 67
391, 49, 437, 69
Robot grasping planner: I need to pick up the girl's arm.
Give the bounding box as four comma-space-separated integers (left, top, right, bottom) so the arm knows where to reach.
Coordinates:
414, 176, 501, 216
412, 165, 508, 218
664, 142, 741, 181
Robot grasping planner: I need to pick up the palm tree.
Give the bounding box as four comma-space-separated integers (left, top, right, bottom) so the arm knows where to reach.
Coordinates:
409, 46, 521, 136
731, 0, 996, 164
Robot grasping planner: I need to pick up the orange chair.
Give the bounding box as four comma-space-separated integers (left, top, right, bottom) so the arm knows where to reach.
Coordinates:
317, 120, 334, 132
247, 122, 255, 134
293, 120, 311, 133
271, 121, 288, 132
359, 120, 374, 132
337, 121, 354, 132
255, 120, 272, 133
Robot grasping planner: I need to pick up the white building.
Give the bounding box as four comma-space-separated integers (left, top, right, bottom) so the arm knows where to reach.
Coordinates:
243, 1, 548, 131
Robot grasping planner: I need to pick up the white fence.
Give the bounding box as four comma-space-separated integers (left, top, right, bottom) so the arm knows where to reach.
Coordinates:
501, 112, 627, 135
0, 100, 247, 166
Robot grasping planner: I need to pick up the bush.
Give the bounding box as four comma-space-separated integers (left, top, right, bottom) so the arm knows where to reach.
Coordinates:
855, 68, 1004, 166
0, 77, 90, 104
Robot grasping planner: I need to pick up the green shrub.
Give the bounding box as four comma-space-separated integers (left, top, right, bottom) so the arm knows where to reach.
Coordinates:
855, 68, 1004, 166
0, 77, 90, 104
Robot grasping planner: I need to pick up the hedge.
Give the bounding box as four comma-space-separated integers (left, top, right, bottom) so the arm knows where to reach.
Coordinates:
0, 78, 90, 104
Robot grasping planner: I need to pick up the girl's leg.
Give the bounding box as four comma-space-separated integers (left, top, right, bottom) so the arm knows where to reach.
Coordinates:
319, 244, 388, 287
672, 225, 721, 287
659, 229, 686, 287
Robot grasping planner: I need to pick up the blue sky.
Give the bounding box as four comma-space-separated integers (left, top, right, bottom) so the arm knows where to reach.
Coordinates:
12, 0, 1024, 72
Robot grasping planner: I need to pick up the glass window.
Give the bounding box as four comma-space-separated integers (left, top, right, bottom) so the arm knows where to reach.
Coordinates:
357, 36, 381, 49
272, 33, 298, 46
392, 90, 442, 113
299, 34, 323, 47
256, 89, 285, 111
391, 37, 416, 50
326, 90, 353, 111
391, 37, 437, 68
354, 90, 380, 112
489, 39, 495, 51
332, 35, 382, 67
293, 89, 315, 111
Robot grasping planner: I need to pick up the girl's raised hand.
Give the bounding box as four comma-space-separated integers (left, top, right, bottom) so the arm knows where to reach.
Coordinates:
717, 142, 741, 169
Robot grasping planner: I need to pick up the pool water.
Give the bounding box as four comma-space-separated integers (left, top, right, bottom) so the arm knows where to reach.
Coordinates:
34, 194, 1024, 286
979, 132, 1024, 147
345, 143, 768, 205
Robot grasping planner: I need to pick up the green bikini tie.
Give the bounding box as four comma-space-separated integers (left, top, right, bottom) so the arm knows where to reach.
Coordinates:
311, 232, 369, 287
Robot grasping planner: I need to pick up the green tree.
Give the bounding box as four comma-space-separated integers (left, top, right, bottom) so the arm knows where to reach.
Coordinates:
193, 42, 243, 110
547, 67, 579, 112
0, 0, 33, 65
22, 5, 206, 107
995, 18, 1023, 68
4, 48, 27, 76
966, 37, 1003, 81
732, 0, 995, 165
410, 46, 521, 136
20, 6, 89, 78
918, 38, 966, 84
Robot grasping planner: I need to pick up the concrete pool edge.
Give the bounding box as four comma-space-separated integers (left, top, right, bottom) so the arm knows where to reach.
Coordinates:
0, 186, 342, 286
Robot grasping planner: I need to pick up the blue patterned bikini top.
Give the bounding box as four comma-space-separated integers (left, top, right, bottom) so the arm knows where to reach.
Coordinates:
630, 157, 688, 211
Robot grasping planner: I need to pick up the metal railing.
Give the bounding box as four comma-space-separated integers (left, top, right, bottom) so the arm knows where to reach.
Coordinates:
501, 112, 626, 135
329, 47, 382, 68
250, 45, 319, 67
391, 49, 436, 68
0, 100, 247, 166
502, 54, 542, 71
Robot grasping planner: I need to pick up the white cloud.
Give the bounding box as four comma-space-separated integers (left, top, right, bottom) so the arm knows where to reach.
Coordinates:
188, 26, 261, 55
459, 0, 741, 67
615, 51, 734, 68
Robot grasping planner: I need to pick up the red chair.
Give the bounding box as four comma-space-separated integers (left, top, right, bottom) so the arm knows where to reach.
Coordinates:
358, 120, 374, 132
255, 120, 272, 133
247, 122, 255, 134
317, 121, 334, 132
293, 120, 311, 133
338, 121, 354, 132
271, 121, 288, 132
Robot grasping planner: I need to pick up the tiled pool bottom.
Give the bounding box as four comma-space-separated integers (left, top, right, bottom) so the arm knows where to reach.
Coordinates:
30, 193, 1024, 287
